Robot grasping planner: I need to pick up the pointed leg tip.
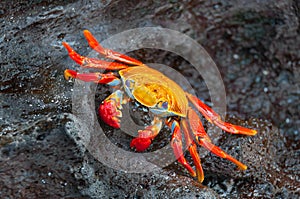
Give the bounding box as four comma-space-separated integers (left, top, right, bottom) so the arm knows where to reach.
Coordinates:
197, 176, 204, 183
83, 29, 91, 37
62, 41, 72, 52
237, 162, 247, 170
62, 41, 68, 47
83, 29, 94, 39
64, 69, 77, 80
83, 29, 90, 33
83, 30, 99, 49
240, 164, 247, 170
241, 128, 257, 136
62, 42, 84, 65
196, 170, 204, 183
251, 129, 258, 135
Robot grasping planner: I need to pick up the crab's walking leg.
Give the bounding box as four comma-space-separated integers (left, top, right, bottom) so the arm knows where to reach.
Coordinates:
83, 30, 143, 66
65, 69, 124, 128
166, 119, 197, 178
130, 117, 162, 152
199, 139, 247, 170
188, 108, 247, 170
181, 118, 204, 183
186, 93, 257, 136
63, 42, 129, 70
64, 69, 121, 86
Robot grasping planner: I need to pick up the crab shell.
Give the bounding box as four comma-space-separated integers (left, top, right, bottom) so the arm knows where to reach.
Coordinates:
120, 65, 188, 117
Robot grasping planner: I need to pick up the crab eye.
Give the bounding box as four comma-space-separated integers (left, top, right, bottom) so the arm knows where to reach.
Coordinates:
162, 101, 168, 110
157, 101, 168, 110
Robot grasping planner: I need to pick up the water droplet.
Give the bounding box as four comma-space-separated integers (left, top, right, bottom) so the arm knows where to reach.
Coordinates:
285, 118, 290, 123
262, 70, 269, 75
233, 54, 239, 59
213, 4, 220, 9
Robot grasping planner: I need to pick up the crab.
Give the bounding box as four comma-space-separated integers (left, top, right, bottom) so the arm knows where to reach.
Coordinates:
63, 30, 257, 183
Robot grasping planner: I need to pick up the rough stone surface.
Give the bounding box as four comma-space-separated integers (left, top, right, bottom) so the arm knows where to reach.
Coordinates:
1, 0, 299, 198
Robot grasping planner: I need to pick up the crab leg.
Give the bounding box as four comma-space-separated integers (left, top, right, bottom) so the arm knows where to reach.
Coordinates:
181, 118, 204, 183
63, 42, 129, 70
199, 139, 247, 170
188, 108, 247, 170
130, 117, 162, 152
64, 69, 121, 86
186, 93, 257, 136
83, 30, 143, 66
166, 119, 196, 178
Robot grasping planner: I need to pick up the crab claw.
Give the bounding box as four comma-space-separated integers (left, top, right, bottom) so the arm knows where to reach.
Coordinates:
98, 90, 124, 129
130, 117, 162, 152
99, 100, 121, 129
130, 130, 152, 152
130, 137, 152, 152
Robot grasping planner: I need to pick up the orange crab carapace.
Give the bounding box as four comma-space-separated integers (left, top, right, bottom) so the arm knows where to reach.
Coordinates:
63, 30, 257, 183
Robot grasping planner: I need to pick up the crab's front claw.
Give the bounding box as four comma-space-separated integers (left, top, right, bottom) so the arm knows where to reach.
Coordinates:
130, 117, 162, 152
98, 90, 124, 129
130, 131, 152, 152
99, 100, 121, 129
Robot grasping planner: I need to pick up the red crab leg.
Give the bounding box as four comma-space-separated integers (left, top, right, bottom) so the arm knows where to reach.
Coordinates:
181, 118, 204, 183
188, 108, 247, 171
199, 139, 247, 170
186, 93, 257, 136
83, 30, 143, 66
130, 117, 162, 152
64, 69, 121, 86
166, 119, 196, 178
63, 42, 129, 70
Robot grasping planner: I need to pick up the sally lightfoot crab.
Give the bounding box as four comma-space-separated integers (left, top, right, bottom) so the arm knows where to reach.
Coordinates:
63, 30, 257, 183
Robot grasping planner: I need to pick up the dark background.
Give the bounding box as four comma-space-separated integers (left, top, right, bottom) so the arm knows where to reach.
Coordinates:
1, 0, 299, 198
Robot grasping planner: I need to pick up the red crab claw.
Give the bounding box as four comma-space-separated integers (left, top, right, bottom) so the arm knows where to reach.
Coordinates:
130, 117, 162, 152
130, 130, 153, 152
99, 100, 121, 129
99, 90, 124, 129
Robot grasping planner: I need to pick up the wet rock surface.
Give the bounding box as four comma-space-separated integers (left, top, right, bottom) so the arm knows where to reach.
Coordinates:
1, 0, 299, 198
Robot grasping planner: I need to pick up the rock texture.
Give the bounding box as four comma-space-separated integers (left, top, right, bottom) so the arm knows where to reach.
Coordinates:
1, 0, 299, 198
